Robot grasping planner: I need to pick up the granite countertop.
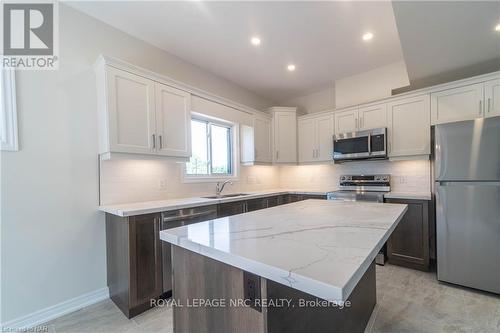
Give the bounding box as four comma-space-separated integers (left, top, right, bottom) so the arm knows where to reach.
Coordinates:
160, 199, 407, 302
98, 189, 330, 217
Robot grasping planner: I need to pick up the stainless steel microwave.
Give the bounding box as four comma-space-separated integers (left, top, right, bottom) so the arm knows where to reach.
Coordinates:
333, 127, 387, 162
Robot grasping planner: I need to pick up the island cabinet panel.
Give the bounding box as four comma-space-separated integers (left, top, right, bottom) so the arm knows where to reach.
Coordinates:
172, 246, 265, 333
267, 262, 376, 333
105, 213, 163, 318
386, 198, 430, 271
171, 245, 376, 333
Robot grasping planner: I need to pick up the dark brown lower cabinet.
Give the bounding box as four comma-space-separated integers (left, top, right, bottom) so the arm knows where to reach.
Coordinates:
385, 198, 430, 271
217, 201, 246, 217
302, 194, 327, 200
246, 198, 268, 212
106, 213, 163, 318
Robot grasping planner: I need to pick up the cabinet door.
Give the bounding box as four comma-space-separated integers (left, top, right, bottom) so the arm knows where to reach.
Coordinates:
334, 108, 358, 134
107, 67, 156, 154
386, 199, 429, 271
254, 117, 272, 163
485, 79, 500, 118
273, 112, 297, 163
315, 114, 334, 161
155, 83, 191, 157
217, 202, 246, 217
431, 83, 484, 125
388, 95, 431, 157
358, 103, 387, 130
129, 214, 162, 308
298, 118, 316, 163
245, 198, 268, 212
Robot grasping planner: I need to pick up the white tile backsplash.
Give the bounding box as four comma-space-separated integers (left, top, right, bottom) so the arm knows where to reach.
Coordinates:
100, 158, 431, 205
278, 160, 431, 193
99, 159, 281, 205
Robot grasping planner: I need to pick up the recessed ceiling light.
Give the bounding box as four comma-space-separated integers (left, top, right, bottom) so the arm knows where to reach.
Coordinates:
251, 37, 261, 46
495, 23, 500, 32
287, 64, 296, 72
362, 32, 374, 41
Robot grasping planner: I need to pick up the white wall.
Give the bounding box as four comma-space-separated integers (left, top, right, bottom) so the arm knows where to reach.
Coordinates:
0, 4, 273, 324
279, 160, 431, 194
282, 85, 335, 115
335, 61, 410, 108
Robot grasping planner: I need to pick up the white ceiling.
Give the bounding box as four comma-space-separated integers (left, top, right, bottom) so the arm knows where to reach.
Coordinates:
392, 1, 500, 85
68, 1, 405, 103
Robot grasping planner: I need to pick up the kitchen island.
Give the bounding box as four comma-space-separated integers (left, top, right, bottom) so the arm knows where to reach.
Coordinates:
160, 199, 407, 333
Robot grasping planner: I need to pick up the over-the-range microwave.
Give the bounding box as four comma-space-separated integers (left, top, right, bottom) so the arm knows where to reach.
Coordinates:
333, 127, 387, 162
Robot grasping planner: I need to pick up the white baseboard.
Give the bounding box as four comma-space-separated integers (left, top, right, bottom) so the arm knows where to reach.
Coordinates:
1, 287, 109, 330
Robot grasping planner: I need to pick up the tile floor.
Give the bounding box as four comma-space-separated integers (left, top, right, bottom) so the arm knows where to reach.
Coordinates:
44, 264, 500, 333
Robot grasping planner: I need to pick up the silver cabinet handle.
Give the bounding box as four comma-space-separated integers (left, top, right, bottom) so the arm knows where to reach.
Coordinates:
488, 98, 491, 113
152, 134, 156, 149
355, 118, 358, 129
479, 100, 482, 115
159, 135, 163, 149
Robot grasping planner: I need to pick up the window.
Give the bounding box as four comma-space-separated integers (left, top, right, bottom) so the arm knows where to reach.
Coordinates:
0, 69, 18, 151
185, 118, 234, 178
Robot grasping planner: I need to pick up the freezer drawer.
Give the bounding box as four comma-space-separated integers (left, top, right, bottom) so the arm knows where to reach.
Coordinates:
436, 182, 500, 294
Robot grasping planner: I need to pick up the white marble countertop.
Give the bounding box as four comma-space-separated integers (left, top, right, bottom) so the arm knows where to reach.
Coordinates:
384, 191, 432, 201
98, 189, 329, 217
160, 200, 407, 302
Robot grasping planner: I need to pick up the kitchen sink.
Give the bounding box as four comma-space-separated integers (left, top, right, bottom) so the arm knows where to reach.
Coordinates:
203, 193, 250, 199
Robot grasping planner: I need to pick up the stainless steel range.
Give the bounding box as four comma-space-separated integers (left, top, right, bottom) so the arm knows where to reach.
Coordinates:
327, 174, 391, 203
327, 174, 391, 265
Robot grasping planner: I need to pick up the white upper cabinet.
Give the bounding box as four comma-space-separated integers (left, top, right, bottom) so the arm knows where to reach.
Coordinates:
298, 118, 316, 163
97, 61, 192, 159
387, 94, 430, 158
315, 114, 335, 161
270, 107, 297, 163
298, 113, 334, 163
485, 78, 500, 118
334, 108, 358, 134
105, 66, 156, 155
431, 83, 484, 125
155, 83, 191, 157
254, 116, 272, 163
241, 115, 272, 165
358, 103, 387, 130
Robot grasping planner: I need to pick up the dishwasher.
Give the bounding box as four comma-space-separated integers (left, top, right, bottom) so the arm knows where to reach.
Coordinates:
161, 205, 218, 296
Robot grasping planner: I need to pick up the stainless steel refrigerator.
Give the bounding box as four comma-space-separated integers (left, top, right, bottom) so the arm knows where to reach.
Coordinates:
435, 117, 500, 294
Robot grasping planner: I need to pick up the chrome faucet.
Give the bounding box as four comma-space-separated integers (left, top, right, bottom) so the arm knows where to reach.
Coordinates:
216, 180, 233, 197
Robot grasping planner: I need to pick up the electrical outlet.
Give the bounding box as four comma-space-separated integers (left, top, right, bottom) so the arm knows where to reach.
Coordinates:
399, 176, 407, 184
158, 179, 167, 190
243, 271, 261, 312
